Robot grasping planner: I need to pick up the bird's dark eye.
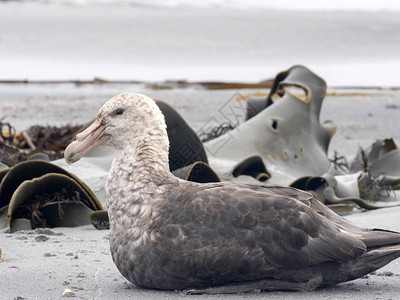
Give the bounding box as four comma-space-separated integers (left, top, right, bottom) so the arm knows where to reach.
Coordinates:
115, 108, 124, 115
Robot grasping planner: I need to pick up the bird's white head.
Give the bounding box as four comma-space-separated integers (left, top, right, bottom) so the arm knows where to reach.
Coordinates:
64, 93, 167, 164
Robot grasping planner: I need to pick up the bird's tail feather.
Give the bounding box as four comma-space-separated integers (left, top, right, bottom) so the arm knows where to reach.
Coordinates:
361, 229, 400, 248
323, 244, 400, 286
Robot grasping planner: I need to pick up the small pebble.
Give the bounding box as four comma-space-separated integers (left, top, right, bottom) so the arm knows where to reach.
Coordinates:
34, 228, 63, 236
34, 235, 49, 242
9, 266, 19, 269
43, 253, 56, 257
61, 288, 75, 297
386, 104, 400, 109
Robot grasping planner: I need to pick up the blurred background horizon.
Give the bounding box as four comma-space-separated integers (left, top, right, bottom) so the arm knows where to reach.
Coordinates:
2, 0, 400, 11
1, 0, 400, 86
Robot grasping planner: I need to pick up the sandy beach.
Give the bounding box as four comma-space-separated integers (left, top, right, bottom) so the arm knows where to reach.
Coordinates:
1, 207, 400, 300
2, 1, 400, 299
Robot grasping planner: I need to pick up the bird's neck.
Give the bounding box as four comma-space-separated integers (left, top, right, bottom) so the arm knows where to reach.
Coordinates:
106, 128, 178, 237
106, 126, 176, 207
117, 128, 171, 180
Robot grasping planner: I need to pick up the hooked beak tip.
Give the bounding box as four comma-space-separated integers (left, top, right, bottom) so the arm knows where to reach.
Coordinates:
64, 118, 109, 165
64, 140, 81, 165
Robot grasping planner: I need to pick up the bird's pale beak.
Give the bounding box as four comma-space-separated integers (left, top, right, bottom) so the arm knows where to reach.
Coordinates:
64, 119, 110, 164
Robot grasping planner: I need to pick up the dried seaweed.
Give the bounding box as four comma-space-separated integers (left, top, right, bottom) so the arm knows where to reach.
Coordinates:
0, 122, 82, 167
12, 187, 83, 229
329, 150, 349, 169
198, 122, 236, 143
359, 171, 396, 202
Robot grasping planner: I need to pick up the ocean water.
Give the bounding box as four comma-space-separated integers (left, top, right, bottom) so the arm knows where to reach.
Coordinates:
1, 0, 400, 85
6, 0, 400, 11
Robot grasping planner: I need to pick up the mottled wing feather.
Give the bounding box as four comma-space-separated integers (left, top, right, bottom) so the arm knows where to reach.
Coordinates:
164, 181, 366, 271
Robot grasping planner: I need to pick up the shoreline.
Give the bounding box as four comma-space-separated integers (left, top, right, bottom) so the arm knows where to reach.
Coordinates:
2, 3, 400, 86
1, 80, 400, 91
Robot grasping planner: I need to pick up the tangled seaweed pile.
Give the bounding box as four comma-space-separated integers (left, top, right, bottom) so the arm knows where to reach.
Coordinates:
11, 187, 82, 229
198, 122, 236, 143
0, 123, 104, 233
0, 160, 103, 233
0, 122, 82, 166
